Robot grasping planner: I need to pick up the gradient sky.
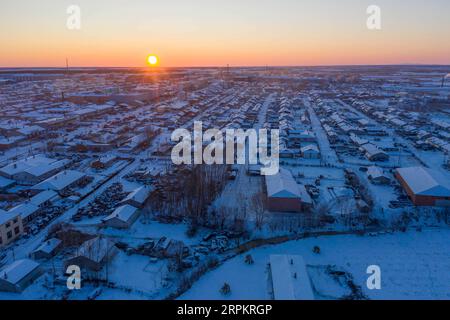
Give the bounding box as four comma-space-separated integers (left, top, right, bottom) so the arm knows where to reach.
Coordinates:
1, 0, 450, 67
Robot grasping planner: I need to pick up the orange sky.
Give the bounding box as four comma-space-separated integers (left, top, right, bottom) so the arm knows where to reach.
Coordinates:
1, 0, 450, 67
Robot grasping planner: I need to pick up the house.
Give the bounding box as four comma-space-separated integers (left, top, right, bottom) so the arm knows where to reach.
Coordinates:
265, 168, 312, 212
279, 148, 296, 159
0, 259, 43, 293
32, 170, 87, 193
349, 134, 369, 147
366, 166, 390, 185
30, 238, 62, 260
287, 130, 315, 145
395, 167, 450, 206
361, 143, 389, 162
268, 255, 314, 300
101, 204, 140, 229
65, 237, 117, 272
120, 186, 150, 208
0, 210, 23, 248
300, 144, 320, 159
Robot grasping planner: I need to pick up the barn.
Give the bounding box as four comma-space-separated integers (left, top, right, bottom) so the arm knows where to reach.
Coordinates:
395, 167, 450, 206
265, 168, 312, 213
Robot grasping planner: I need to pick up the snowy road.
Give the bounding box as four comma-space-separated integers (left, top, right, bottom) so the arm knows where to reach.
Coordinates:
305, 99, 339, 166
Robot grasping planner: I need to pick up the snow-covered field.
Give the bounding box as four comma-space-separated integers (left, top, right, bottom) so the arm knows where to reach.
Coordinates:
180, 228, 450, 300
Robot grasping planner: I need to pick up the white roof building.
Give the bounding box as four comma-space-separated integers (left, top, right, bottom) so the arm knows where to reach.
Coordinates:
395, 167, 450, 197
102, 204, 140, 229
8, 203, 40, 222
33, 170, 86, 191
0, 155, 69, 183
268, 255, 314, 300
30, 190, 59, 207
120, 186, 150, 208
265, 168, 312, 206
0, 259, 42, 292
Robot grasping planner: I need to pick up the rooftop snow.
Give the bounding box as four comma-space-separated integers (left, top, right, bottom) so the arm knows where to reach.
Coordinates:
33, 170, 86, 191
266, 168, 311, 204
269, 255, 314, 300
396, 167, 450, 197
0, 155, 64, 177
30, 190, 59, 206
8, 203, 39, 220
103, 204, 138, 223
121, 186, 150, 205
33, 238, 61, 255
0, 259, 40, 285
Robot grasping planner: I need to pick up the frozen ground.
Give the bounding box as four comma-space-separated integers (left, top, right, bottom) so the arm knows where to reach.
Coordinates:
180, 228, 450, 300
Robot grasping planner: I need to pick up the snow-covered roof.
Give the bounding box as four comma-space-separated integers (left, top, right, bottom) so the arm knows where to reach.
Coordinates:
121, 186, 150, 205
266, 168, 311, 204
396, 167, 450, 197
361, 143, 386, 157
0, 176, 14, 188
0, 210, 19, 225
16, 125, 45, 135
349, 134, 369, 146
266, 168, 301, 198
33, 238, 62, 255
0, 155, 68, 179
269, 255, 314, 300
102, 204, 138, 223
24, 159, 68, 178
8, 203, 40, 220
33, 170, 86, 191
30, 190, 59, 206
367, 166, 385, 179
0, 155, 54, 176
301, 144, 320, 153
0, 259, 40, 285
76, 237, 115, 263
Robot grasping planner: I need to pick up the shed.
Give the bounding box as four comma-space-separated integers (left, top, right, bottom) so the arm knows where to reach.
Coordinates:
0, 259, 43, 293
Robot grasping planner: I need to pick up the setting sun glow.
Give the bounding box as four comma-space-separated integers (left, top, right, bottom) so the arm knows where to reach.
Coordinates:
147, 55, 158, 66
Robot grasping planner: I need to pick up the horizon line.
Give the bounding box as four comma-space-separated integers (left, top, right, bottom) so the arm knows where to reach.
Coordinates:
1, 63, 450, 71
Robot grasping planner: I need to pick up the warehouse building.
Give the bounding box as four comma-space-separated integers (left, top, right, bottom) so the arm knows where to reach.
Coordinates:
0, 259, 43, 293
268, 255, 314, 300
32, 170, 87, 193
0, 155, 69, 185
395, 167, 450, 206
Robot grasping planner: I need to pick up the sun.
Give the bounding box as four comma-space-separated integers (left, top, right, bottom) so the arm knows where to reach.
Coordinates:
147, 55, 158, 66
